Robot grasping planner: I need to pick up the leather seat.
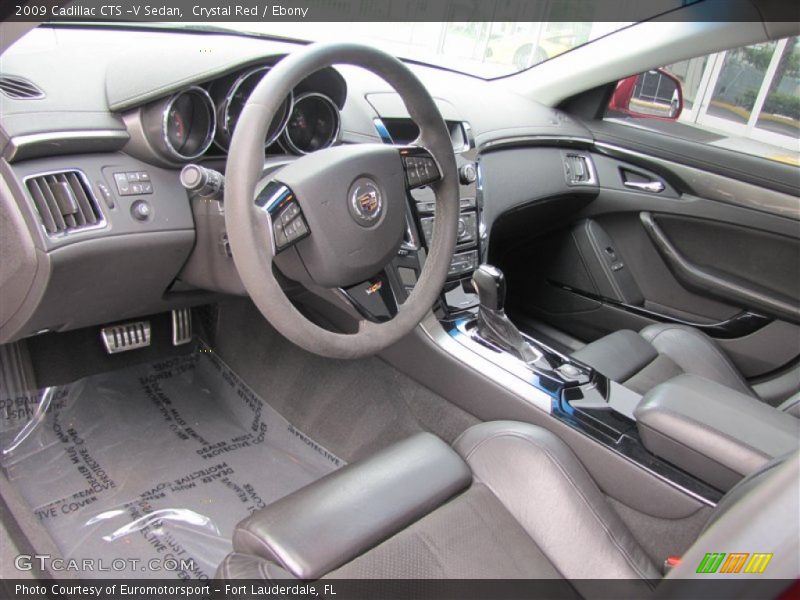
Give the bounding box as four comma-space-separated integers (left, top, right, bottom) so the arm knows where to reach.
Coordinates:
216, 421, 799, 593
571, 323, 800, 416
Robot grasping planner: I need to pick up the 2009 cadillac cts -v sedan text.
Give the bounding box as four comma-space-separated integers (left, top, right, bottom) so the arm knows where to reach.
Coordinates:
0, 2, 798, 598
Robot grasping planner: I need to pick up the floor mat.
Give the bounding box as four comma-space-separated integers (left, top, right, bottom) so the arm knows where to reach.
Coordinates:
0, 344, 343, 579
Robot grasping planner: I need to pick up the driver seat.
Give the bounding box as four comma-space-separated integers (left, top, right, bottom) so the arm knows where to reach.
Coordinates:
216, 421, 799, 594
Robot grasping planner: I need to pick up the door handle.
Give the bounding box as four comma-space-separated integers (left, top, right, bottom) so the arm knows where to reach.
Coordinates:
624, 180, 665, 193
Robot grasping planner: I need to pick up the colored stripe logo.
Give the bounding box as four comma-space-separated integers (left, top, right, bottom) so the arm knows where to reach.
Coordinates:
696, 552, 773, 574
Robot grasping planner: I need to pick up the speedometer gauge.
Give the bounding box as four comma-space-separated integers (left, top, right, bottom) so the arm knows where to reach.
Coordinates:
281, 92, 340, 155
216, 66, 292, 150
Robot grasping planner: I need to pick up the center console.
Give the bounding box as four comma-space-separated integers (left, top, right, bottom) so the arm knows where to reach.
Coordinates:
435, 265, 797, 504
339, 118, 796, 508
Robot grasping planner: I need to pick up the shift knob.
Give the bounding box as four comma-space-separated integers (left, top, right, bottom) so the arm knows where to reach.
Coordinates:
472, 264, 506, 312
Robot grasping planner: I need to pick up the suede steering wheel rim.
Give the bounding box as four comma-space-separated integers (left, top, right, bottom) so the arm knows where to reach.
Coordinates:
225, 42, 459, 359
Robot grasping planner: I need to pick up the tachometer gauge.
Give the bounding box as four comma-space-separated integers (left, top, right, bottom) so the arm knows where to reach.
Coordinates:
281, 92, 340, 155
160, 87, 215, 161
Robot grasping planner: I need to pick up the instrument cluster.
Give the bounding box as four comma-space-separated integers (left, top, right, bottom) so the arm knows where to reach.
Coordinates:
136, 64, 344, 163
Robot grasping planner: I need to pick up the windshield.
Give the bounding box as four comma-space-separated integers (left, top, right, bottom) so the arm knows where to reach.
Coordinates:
188, 21, 638, 78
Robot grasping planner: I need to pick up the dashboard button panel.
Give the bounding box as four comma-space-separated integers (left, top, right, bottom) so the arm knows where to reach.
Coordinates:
448, 250, 479, 277
114, 171, 154, 196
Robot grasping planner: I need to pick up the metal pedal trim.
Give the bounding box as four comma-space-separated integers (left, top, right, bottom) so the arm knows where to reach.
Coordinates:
101, 321, 151, 354
172, 308, 192, 346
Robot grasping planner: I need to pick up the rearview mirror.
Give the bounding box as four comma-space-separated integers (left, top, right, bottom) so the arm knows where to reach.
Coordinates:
608, 68, 683, 120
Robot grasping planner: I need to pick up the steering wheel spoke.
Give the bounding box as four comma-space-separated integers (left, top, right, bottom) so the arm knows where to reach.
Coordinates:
256, 180, 311, 253
399, 146, 442, 190
338, 270, 399, 323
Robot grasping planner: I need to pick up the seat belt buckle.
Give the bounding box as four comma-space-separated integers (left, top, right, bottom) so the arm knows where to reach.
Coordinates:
664, 555, 682, 575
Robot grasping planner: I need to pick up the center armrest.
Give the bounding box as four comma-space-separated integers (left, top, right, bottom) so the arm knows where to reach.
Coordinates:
231, 432, 471, 580
634, 374, 800, 491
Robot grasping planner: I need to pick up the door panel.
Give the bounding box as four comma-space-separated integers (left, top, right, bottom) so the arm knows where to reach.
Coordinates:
500, 136, 800, 381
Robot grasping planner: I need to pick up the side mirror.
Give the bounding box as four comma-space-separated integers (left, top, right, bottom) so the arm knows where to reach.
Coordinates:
609, 68, 684, 120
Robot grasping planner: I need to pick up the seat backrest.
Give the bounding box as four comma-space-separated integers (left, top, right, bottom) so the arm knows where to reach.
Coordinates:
658, 451, 798, 595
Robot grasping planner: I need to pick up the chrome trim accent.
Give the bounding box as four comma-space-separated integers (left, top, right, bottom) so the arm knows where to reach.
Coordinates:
161, 86, 216, 161
218, 66, 293, 151
3, 130, 129, 161
372, 118, 393, 144
563, 151, 598, 187
595, 142, 800, 220
478, 135, 594, 153
401, 201, 421, 251
255, 179, 291, 256
460, 121, 475, 152
22, 168, 107, 239
623, 179, 665, 193
280, 92, 341, 155
418, 313, 553, 413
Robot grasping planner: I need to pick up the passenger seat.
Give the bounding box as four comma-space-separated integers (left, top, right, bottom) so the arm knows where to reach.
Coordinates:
571, 323, 799, 417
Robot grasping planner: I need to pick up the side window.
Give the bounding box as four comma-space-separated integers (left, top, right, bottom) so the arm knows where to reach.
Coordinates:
604, 36, 799, 166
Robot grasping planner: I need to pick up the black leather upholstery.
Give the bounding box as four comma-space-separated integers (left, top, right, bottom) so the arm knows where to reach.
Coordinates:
640, 324, 754, 397
454, 421, 660, 581
571, 329, 658, 382
217, 422, 799, 586
231, 431, 471, 580
572, 324, 800, 414
635, 375, 800, 490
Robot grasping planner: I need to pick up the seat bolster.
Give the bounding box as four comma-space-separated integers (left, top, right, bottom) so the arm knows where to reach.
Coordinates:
454, 421, 660, 581
640, 324, 755, 397
232, 432, 471, 580
216, 552, 295, 580
778, 392, 800, 418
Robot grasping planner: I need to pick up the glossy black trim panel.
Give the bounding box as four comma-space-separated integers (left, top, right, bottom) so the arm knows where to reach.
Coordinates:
552, 282, 772, 339
552, 401, 723, 506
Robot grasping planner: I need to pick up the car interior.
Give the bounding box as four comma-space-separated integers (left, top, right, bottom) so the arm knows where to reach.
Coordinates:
0, 3, 798, 595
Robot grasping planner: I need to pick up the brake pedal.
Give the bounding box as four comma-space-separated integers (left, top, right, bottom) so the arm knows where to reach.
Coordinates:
172, 308, 193, 346
101, 321, 151, 354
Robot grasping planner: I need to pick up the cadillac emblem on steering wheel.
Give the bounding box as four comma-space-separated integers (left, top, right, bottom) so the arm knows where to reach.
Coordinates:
349, 178, 383, 226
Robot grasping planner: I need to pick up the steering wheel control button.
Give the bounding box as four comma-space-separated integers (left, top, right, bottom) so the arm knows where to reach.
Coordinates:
273, 200, 309, 251
348, 178, 384, 227
131, 200, 152, 221
400, 149, 441, 189
256, 182, 311, 253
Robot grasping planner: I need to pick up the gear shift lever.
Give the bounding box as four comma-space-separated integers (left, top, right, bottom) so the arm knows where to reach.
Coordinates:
472, 264, 549, 366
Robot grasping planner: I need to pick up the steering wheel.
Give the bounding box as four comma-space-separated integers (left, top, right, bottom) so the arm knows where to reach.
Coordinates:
225, 43, 459, 359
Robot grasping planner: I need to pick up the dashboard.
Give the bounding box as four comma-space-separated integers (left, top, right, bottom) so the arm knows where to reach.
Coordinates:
0, 26, 595, 343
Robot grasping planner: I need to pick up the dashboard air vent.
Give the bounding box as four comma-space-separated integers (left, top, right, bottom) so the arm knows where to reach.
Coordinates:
25, 171, 104, 236
0, 75, 44, 99
564, 153, 595, 186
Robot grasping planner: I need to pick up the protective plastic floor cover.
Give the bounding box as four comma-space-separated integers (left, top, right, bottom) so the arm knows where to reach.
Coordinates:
1, 345, 343, 579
